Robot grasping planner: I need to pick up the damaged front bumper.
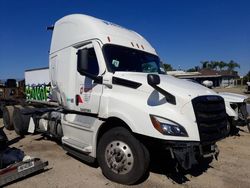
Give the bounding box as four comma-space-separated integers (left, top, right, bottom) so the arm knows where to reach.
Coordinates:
138, 134, 220, 171
166, 141, 219, 170
231, 117, 250, 127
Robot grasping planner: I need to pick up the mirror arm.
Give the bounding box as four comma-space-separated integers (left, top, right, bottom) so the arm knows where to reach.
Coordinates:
149, 84, 176, 105
81, 71, 103, 84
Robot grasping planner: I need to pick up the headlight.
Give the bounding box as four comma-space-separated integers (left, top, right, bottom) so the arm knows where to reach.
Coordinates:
150, 115, 188, 137
230, 103, 238, 110
243, 99, 248, 103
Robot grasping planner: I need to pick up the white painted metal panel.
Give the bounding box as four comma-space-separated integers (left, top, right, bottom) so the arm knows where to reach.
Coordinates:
25, 68, 50, 86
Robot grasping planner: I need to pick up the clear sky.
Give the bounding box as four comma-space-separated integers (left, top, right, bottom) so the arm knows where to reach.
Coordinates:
0, 0, 249, 79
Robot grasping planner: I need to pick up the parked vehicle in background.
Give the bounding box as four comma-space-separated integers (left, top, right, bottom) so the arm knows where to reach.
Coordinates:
245, 82, 250, 93
202, 80, 213, 88
1, 14, 228, 184
0, 79, 25, 122
0, 79, 25, 104
219, 92, 250, 133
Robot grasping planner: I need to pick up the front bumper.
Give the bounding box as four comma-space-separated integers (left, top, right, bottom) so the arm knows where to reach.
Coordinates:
167, 141, 219, 170
137, 134, 219, 170
231, 118, 250, 127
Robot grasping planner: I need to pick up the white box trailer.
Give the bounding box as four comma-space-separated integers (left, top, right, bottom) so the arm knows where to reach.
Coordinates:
25, 67, 50, 86
24, 67, 51, 101
2, 14, 229, 185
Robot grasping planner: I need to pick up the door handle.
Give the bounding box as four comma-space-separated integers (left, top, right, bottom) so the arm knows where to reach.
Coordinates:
75, 95, 79, 106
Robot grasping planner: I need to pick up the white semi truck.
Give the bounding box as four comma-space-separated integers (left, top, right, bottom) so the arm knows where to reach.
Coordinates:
182, 79, 250, 134
2, 14, 228, 184
219, 92, 250, 133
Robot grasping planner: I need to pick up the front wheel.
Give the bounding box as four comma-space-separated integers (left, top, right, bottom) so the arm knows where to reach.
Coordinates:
247, 122, 250, 133
97, 127, 150, 185
226, 119, 231, 136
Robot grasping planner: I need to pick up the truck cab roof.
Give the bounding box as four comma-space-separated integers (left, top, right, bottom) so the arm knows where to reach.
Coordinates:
50, 14, 157, 55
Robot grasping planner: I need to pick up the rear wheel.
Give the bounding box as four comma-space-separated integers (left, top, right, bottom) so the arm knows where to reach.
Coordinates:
13, 106, 31, 136
97, 127, 150, 185
3, 105, 14, 130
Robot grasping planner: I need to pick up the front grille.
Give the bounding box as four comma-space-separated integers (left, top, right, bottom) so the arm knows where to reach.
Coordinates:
192, 95, 227, 143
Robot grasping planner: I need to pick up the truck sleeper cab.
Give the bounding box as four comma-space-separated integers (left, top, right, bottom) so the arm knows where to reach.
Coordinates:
22, 14, 227, 185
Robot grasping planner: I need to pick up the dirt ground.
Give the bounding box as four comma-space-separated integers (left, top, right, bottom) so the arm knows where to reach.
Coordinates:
1, 87, 250, 188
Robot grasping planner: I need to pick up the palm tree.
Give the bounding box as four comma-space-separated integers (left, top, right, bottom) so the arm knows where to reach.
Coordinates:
218, 61, 227, 70
163, 63, 173, 71
210, 61, 220, 70
227, 60, 240, 72
200, 61, 210, 69
194, 66, 200, 71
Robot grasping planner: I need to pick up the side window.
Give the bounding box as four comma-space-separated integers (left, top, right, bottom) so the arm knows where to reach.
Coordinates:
87, 48, 99, 75
77, 47, 99, 76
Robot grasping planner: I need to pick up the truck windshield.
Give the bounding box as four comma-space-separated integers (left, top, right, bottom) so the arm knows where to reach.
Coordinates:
103, 44, 165, 74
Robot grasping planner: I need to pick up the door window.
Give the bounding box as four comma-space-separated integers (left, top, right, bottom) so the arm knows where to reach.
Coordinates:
77, 48, 99, 76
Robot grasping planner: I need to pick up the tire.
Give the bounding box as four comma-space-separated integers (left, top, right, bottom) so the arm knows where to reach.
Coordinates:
247, 122, 250, 133
56, 121, 63, 140
0, 105, 3, 118
3, 105, 14, 130
13, 105, 31, 136
97, 127, 150, 185
226, 119, 231, 136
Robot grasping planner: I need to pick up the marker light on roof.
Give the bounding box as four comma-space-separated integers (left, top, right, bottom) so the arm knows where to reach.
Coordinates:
141, 45, 144, 49
131, 42, 134, 47
107, 36, 111, 42
136, 43, 139, 48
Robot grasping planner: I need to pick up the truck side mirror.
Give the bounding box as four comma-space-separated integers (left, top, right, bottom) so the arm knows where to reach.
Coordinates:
77, 49, 89, 74
147, 74, 160, 86
147, 74, 176, 105
77, 48, 102, 83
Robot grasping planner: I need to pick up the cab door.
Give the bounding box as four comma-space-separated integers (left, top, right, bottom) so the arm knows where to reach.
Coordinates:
74, 43, 103, 114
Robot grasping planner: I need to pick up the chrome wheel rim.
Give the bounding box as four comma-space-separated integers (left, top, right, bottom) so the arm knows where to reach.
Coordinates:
105, 141, 134, 174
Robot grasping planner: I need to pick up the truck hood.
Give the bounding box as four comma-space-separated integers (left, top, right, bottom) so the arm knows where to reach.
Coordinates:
218, 92, 248, 103
113, 72, 216, 99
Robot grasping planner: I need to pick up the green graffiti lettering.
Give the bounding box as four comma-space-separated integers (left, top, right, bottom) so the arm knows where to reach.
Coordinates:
45, 86, 50, 100
25, 84, 51, 101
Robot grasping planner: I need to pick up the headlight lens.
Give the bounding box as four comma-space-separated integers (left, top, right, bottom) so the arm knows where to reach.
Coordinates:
150, 115, 188, 137
243, 99, 248, 103
230, 103, 238, 110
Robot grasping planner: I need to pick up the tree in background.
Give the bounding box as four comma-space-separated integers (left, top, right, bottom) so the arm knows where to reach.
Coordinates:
246, 71, 250, 78
210, 61, 218, 70
200, 61, 210, 69
163, 63, 174, 71
198, 60, 240, 72
218, 61, 227, 70
187, 66, 200, 72
227, 60, 240, 72
200, 61, 223, 70
243, 70, 250, 83
166, 60, 241, 73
